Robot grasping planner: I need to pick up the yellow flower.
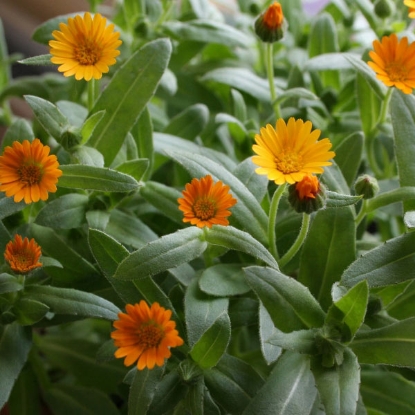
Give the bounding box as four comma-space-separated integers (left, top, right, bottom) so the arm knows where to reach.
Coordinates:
367, 33, 415, 94
252, 118, 335, 185
49, 12, 122, 81
0, 139, 62, 204
404, 0, 415, 18
178, 175, 237, 228
295, 174, 320, 200
111, 301, 184, 370
4, 234, 42, 274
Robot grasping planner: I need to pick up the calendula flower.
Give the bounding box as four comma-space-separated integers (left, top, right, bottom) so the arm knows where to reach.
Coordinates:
252, 118, 335, 185
0, 139, 62, 204
111, 301, 184, 370
367, 33, 415, 94
177, 175, 237, 228
49, 12, 122, 81
404, 0, 415, 18
4, 234, 42, 274
255, 2, 285, 43
288, 174, 327, 214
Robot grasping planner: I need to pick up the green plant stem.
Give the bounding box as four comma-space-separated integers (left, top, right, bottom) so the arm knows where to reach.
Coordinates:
87, 78, 99, 112
266, 43, 282, 120
355, 199, 368, 226
279, 212, 310, 269
378, 87, 392, 126
268, 183, 286, 260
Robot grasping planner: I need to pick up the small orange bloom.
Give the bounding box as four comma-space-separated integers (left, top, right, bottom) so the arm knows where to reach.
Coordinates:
4, 234, 42, 274
178, 175, 237, 228
263, 2, 284, 29
368, 33, 415, 94
0, 139, 62, 204
296, 174, 320, 200
111, 301, 184, 370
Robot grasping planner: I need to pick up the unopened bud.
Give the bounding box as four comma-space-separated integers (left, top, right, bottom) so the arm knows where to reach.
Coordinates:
288, 174, 326, 214
354, 174, 379, 199
374, 0, 395, 19
254, 2, 286, 43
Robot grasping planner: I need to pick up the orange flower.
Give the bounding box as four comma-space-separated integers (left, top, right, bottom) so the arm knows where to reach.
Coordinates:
4, 234, 42, 274
367, 33, 415, 94
404, 0, 415, 18
252, 118, 335, 185
111, 301, 184, 370
0, 139, 62, 204
178, 175, 237, 228
296, 174, 320, 200
263, 2, 284, 29
49, 12, 122, 81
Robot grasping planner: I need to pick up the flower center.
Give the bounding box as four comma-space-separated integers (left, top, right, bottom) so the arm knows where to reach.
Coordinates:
193, 198, 216, 220
275, 151, 303, 174
18, 164, 42, 186
385, 62, 408, 82
13, 251, 35, 270
137, 322, 164, 349
74, 38, 102, 65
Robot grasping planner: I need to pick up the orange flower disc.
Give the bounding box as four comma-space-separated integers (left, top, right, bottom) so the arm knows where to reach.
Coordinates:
4, 234, 42, 274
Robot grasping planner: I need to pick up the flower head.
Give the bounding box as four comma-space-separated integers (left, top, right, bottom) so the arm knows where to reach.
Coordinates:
255, 2, 285, 43
0, 139, 62, 204
111, 301, 184, 370
4, 234, 42, 274
252, 118, 335, 185
49, 12, 122, 81
404, 0, 415, 18
178, 175, 237, 228
368, 33, 415, 94
288, 175, 326, 214
296, 174, 320, 200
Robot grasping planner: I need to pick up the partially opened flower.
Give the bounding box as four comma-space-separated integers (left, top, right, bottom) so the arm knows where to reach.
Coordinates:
252, 118, 335, 185
295, 174, 320, 200
4, 234, 42, 274
255, 2, 286, 42
178, 175, 237, 228
49, 12, 122, 81
0, 139, 62, 204
404, 0, 415, 18
111, 301, 184, 370
288, 174, 326, 214
368, 33, 415, 94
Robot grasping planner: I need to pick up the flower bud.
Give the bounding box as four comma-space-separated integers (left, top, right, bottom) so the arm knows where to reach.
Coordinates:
354, 174, 379, 199
254, 2, 286, 43
374, 0, 395, 19
288, 174, 326, 214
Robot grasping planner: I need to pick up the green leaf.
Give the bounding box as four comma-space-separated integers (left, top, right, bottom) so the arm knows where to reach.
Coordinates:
114, 158, 149, 182
1, 118, 34, 151
311, 348, 360, 415
325, 191, 363, 208
242, 351, 317, 415
11, 298, 50, 326
0, 193, 26, 221
80, 110, 106, 144
350, 317, 415, 367
334, 132, 364, 187
88, 229, 143, 305
128, 367, 164, 415
190, 312, 231, 369
244, 266, 326, 332
390, 90, 415, 211
268, 328, 319, 354
44, 384, 119, 415
199, 264, 250, 296
185, 277, 229, 347
259, 303, 282, 364
299, 207, 356, 310
0, 273, 22, 295
275, 87, 318, 105
59, 164, 140, 192
326, 280, 369, 342
163, 103, 209, 140
35, 193, 88, 229
204, 226, 278, 269
200, 67, 272, 102
88, 38, 172, 165
360, 370, 415, 415
341, 231, 415, 288
166, 151, 268, 244
18, 54, 53, 66
71, 145, 104, 167
0, 323, 32, 408
161, 20, 253, 48
24, 95, 70, 141
22, 285, 120, 320
32, 13, 80, 44
114, 227, 206, 280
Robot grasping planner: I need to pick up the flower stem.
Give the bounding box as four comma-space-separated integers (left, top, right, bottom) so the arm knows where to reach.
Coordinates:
266, 43, 282, 120
87, 78, 98, 112
268, 183, 286, 260
279, 212, 310, 269
355, 199, 368, 227
378, 87, 392, 126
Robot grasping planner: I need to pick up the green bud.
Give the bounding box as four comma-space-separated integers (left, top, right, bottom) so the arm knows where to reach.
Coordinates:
254, 2, 286, 43
288, 175, 326, 214
374, 0, 395, 19
354, 174, 379, 199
